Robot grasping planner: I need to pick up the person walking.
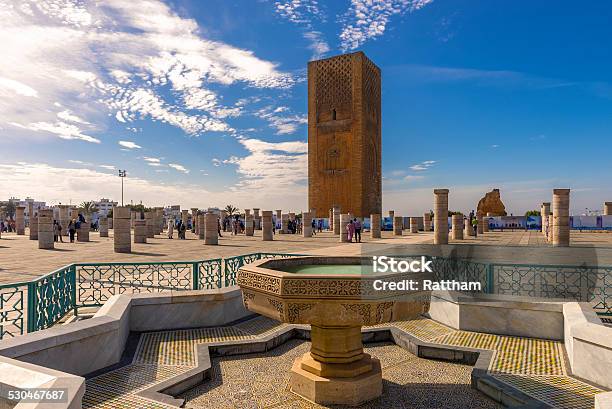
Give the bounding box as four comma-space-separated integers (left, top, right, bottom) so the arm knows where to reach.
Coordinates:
57, 221, 64, 243
53, 221, 59, 242
472, 217, 478, 238
347, 219, 355, 242
68, 220, 76, 243
353, 218, 362, 243
311, 218, 317, 235
167, 219, 174, 239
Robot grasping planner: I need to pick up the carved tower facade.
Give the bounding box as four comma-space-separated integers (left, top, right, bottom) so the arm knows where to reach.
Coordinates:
308, 52, 382, 218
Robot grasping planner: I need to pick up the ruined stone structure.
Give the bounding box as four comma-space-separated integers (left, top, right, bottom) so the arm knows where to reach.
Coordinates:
393, 216, 403, 236
204, 213, 218, 245
38, 209, 54, 250
332, 206, 341, 235
308, 52, 382, 218
245, 210, 254, 237
262, 211, 273, 241
113, 207, 131, 253
434, 189, 449, 245
370, 213, 381, 238
423, 213, 431, 232
464, 218, 474, 237
77, 217, 90, 242
553, 189, 570, 247
452, 215, 463, 240
198, 215, 205, 240
133, 220, 147, 244
477, 189, 507, 216
605, 202, 612, 216
476, 212, 484, 235
15, 206, 25, 235
409, 217, 418, 233
99, 216, 108, 237
542, 202, 551, 236
302, 212, 312, 237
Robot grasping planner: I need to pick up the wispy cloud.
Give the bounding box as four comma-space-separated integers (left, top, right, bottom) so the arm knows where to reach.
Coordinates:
256, 105, 307, 135
0, 0, 296, 143
409, 160, 436, 171
168, 163, 190, 174
118, 140, 141, 149
339, 0, 433, 51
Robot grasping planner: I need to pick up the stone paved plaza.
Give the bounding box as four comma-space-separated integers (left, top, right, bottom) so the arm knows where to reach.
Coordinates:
2, 229, 612, 284
80, 315, 603, 409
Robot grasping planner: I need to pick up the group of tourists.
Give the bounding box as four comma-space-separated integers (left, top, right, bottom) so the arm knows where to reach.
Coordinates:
167, 219, 187, 239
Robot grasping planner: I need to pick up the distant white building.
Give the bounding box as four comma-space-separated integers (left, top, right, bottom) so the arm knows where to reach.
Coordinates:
9, 197, 47, 222
94, 198, 118, 216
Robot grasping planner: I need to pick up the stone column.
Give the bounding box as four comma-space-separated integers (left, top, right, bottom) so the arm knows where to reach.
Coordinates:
156, 208, 164, 234
133, 219, 147, 243
108, 215, 113, 230
542, 202, 551, 235
77, 216, 90, 242
434, 189, 449, 245
130, 211, 136, 229
281, 214, 289, 234
476, 212, 484, 235
262, 211, 273, 241
393, 216, 403, 236
145, 211, 155, 238
464, 218, 475, 237
409, 217, 418, 233
253, 208, 261, 230
204, 213, 218, 245
547, 214, 553, 242
604, 202, 612, 216
340, 214, 351, 242
303, 212, 313, 237
59, 206, 69, 236
99, 216, 109, 237
181, 210, 189, 226
191, 208, 198, 233
328, 208, 333, 230
452, 215, 463, 240
332, 206, 341, 235
483, 213, 491, 232
244, 213, 255, 236
15, 206, 25, 235
553, 189, 570, 247
29, 208, 38, 241
113, 206, 131, 253
198, 215, 205, 239
38, 209, 54, 249
423, 213, 431, 232
245, 210, 254, 236
370, 214, 381, 238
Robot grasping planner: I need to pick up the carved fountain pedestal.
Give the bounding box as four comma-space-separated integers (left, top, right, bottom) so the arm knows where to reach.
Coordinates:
237, 256, 431, 406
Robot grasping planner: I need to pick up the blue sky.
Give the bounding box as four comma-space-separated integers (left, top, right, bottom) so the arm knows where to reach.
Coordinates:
1, 0, 611, 214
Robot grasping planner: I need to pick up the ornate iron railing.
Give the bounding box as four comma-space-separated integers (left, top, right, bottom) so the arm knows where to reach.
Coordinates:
1, 253, 610, 340
0, 282, 28, 339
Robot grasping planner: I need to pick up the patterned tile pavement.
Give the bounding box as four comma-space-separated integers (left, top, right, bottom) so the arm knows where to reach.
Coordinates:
82, 316, 606, 409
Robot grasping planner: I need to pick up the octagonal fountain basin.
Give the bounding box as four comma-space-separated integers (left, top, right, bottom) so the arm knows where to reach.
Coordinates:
237, 256, 432, 406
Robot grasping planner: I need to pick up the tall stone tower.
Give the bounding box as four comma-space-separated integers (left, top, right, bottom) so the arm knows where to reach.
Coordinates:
308, 52, 382, 218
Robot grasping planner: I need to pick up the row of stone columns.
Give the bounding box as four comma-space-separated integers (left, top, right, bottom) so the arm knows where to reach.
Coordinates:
540, 189, 571, 247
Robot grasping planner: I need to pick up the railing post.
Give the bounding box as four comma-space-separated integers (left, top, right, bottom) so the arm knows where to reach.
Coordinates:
27, 281, 37, 333
70, 264, 78, 317
192, 262, 199, 290
486, 264, 494, 294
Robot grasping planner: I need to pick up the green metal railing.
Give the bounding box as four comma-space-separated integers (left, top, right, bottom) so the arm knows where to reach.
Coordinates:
1, 253, 610, 340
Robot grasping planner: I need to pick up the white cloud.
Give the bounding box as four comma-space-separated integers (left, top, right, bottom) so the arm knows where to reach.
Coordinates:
143, 157, 161, 163
118, 140, 141, 149
0, 77, 38, 97
9, 121, 101, 143
0, 0, 296, 142
218, 137, 308, 195
168, 163, 189, 174
272, 0, 324, 25
99, 165, 115, 170
409, 160, 436, 171
491, 144, 500, 148
339, 0, 433, 51
404, 174, 424, 181
256, 105, 307, 135
303, 31, 330, 60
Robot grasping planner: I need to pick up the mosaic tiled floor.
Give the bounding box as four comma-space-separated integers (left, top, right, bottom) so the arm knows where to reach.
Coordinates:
82, 316, 606, 409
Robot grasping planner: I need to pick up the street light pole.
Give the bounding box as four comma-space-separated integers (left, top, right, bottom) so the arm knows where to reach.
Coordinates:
118, 170, 127, 206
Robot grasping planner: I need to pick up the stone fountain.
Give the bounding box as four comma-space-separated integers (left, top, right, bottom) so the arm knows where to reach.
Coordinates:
237, 256, 431, 406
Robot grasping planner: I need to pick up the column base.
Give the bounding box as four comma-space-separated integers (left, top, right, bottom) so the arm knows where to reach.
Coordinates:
290, 355, 382, 406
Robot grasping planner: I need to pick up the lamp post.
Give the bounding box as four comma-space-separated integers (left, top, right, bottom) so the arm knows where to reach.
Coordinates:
118, 170, 127, 206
